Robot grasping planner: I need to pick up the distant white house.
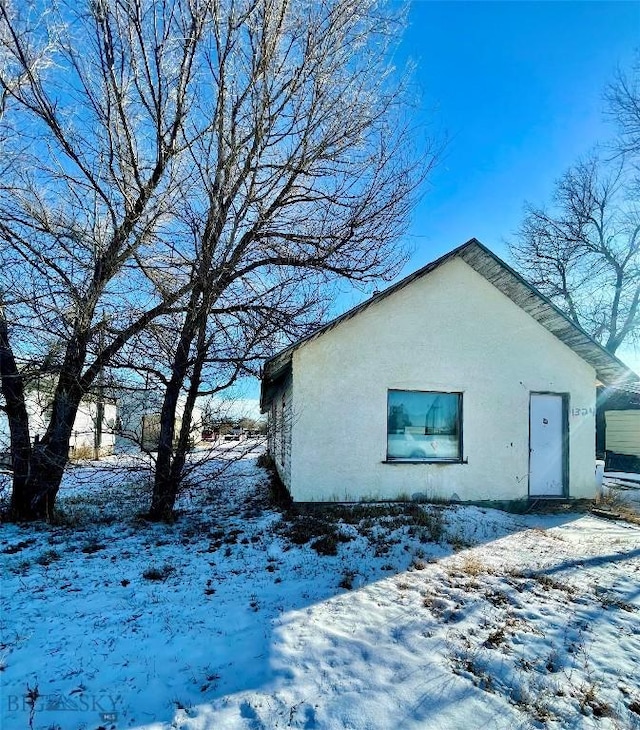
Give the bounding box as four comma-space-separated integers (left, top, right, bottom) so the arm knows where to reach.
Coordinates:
261, 239, 639, 504
0, 383, 204, 464
0, 390, 116, 462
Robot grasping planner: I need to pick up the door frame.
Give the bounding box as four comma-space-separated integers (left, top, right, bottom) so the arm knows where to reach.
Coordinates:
528, 392, 570, 498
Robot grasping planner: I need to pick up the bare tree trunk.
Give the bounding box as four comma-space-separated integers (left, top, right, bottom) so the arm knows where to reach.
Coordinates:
11, 448, 63, 521
1, 310, 33, 518
149, 288, 203, 520
148, 379, 199, 521
8, 393, 85, 519
149, 302, 210, 520
10, 363, 87, 519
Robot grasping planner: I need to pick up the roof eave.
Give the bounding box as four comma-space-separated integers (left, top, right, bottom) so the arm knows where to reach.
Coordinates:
458, 241, 638, 387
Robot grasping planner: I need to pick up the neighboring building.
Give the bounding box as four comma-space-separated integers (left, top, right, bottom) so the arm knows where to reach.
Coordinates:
115, 387, 202, 452
0, 390, 116, 462
597, 385, 640, 472
0, 381, 204, 464
67, 397, 117, 458
261, 239, 639, 503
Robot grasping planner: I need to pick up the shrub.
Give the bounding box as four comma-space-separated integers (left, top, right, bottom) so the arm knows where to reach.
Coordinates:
36, 549, 61, 566
68, 445, 94, 461
311, 533, 339, 556
339, 570, 356, 590
142, 563, 175, 581
256, 452, 292, 508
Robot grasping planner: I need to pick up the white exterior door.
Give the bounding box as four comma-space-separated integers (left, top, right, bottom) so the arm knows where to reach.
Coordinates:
529, 394, 566, 497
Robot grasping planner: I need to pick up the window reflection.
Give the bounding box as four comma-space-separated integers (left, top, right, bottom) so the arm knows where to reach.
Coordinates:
387, 390, 462, 461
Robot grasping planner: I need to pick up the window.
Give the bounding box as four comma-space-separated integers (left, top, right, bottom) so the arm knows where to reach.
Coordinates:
387, 390, 462, 462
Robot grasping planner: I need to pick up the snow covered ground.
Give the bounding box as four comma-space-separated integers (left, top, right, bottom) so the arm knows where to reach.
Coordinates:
2, 450, 640, 730
602, 472, 640, 515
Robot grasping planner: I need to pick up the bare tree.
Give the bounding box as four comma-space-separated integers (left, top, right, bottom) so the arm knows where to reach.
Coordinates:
511, 63, 640, 356
605, 58, 640, 163
0, 0, 432, 521
0, 0, 206, 519
141, 0, 431, 520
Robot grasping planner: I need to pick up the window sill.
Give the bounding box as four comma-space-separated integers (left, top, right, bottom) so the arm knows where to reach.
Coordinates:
382, 458, 466, 465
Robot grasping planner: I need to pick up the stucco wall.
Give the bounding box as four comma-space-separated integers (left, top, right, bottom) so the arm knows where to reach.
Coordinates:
289, 258, 596, 502
0, 395, 117, 457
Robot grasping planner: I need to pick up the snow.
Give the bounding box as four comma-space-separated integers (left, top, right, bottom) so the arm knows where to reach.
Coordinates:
2, 450, 640, 729
603, 472, 640, 513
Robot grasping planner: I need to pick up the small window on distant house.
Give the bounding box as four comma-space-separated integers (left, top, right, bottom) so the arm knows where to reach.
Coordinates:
387, 390, 462, 462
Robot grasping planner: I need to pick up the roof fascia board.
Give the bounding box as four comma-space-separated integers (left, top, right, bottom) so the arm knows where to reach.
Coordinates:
458, 241, 637, 386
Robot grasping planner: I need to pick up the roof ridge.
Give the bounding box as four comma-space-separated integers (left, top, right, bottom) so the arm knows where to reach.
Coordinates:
261, 239, 638, 410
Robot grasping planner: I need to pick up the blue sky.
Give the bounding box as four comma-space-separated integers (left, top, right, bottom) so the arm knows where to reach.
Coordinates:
349, 0, 640, 373
397, 0, 639, 265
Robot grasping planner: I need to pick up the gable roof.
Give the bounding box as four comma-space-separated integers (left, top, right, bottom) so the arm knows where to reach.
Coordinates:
261, 238, 639, 410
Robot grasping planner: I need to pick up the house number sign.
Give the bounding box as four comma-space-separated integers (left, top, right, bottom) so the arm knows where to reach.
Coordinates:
570, 407, 595, 417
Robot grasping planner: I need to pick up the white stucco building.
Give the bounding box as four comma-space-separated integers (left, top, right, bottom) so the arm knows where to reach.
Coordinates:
260, 239, 639, 504
0, 391, 116, 462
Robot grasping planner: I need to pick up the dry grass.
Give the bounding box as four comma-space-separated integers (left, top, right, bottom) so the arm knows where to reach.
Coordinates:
597, 492, 640, 526
68, 445, 95, 461
458, 555, 486, 577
